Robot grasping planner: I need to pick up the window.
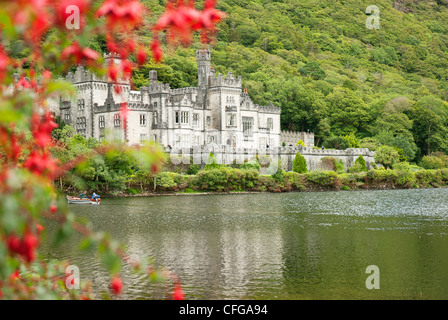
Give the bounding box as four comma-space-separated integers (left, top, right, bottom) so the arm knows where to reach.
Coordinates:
181, 111, 189, 124
181, 134, 190, 147
242, 117, 253, 136
153, 134, 157, 141
76, 117, 86, 136
267, 118, 273, 130
227, 114, 236, 127
140, 134, 147, 144
99, 129, 105, 142
64, 112, 70, 121
194, 136, 200, 145
175, 134, 181, 145
206, 116, 211, 126
78, 99, 85, 111
175, 111, 180, 124
259, 137, 267, 149
153, 111, 158, 125
114, 113, 120, 127
140, 114, 146, 126
193, 113, 199, 127
154, 102, 157, 109
207, 135, 215, 144
99, 116, 105, 128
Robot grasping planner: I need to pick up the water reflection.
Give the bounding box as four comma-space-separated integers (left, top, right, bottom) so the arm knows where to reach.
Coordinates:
39, 189, 448, 299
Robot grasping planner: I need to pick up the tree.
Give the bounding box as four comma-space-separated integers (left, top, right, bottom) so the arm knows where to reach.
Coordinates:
299, 61, 326, 80
293, 152, 307, 173
348, 154, 367, 173
409, 96, 448, 156
374, 146, 400, 169
326, 87, 370, 136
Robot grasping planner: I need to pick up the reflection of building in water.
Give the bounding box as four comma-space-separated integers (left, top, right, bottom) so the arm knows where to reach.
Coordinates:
125, 227, 284, 299
122, 195, 285, 299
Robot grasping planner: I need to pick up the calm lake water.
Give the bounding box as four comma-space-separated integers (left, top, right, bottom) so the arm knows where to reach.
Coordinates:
39, 189, 448, 299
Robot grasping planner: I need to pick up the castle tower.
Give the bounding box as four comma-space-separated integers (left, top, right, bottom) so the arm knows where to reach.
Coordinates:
196, 49, 211, 89
149, 70, 157, 84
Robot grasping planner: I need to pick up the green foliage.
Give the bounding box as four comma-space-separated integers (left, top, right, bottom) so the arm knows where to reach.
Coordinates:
299, 61, 326, 80
305, 170, 339, 187
120, 0, 448, 162
374, 146, 400, 169
204, 153, 220, 171
321, 157, 344, 174
419, 153, 448, 169
323, 136, 348, 150
239, 159, 261, 171
348, 155, 367, 173
292, 152, 307, 173
186, 164, 200, 175
296, 139, 305, 147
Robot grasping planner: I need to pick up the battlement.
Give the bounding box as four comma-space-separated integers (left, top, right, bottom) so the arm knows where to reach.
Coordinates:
129, 91, 141, 102
144, 82, 170, 93
170, 87, 198, 95
209, 72, 242, 88
259, 103, 280, 114
196, 49, 211, 61
103, 52, 121, 60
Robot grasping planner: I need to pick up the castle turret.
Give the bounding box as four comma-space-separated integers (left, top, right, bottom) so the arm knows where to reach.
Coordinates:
149, 70, 157, 84
196, 49, 211, 89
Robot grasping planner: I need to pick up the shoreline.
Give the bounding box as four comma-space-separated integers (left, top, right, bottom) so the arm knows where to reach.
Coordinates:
96, 185, 444, 198
61, 168, 448, 199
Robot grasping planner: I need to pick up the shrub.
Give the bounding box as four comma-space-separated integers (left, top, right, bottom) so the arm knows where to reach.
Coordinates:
271, 168, 284, 182
415, 170, 443, 187
348, 154, 367, 173
293, 152, 307, 173
419, 155, 446, 169
374, 146, 400, 169
340, 172, 366, 188
186, 164, 200, 175
366, 169, 398, 184
193, 169, 227, 191
204, 152, 220, 170
393, 162, 422, 172
239, 159, 261, 171
283, 172, 305, 190
156, 172, 179, 191
323, 136, 348, 150
305, 170, 339, 187
296, 139, 305, 147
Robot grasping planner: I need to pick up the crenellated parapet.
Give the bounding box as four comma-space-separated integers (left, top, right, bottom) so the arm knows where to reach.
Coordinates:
170, 87, 198, 95
259, 102, 280, 114
147, 82, 170, 93
209, 72, 242, 88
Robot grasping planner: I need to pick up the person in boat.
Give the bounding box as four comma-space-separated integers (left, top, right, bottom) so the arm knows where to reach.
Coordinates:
92, 192, 100, 202
79, 191, 88, 199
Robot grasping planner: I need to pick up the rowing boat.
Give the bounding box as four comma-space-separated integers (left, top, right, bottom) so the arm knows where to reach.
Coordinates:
66, 195, 101, 205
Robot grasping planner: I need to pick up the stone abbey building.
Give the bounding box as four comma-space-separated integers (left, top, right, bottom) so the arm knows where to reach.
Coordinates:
57, 49, 289, 149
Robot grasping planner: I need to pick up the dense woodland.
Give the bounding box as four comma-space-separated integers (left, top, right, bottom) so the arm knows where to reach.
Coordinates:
117, 0, 448, 164
42, 0, 448, 182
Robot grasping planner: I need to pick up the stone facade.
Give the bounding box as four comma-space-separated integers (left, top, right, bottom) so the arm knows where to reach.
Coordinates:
281, 130, 314, 147
56, 50, 282, 149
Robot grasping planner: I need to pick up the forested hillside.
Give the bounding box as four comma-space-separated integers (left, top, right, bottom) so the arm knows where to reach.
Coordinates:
94, 0, 448, 162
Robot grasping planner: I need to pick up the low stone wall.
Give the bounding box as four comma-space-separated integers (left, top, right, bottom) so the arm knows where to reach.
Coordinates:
166, 145, 376, 172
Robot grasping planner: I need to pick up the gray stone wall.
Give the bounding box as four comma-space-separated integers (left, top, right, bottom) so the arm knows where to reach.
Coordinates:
165, 145, 376, 172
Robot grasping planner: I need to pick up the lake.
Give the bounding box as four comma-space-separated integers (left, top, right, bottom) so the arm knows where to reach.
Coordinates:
39, 189, 448, 299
